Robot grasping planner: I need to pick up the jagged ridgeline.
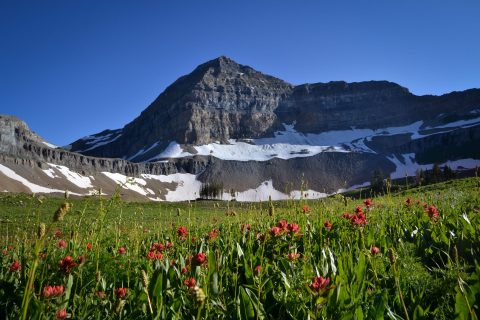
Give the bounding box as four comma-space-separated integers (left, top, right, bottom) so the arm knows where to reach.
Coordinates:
1, 56, 480, 201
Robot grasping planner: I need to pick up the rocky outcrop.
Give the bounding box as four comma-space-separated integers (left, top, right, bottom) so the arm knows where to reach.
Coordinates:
277, 82, 480, 132
198, 152, 395, 193
366, 124, 480, 164
0, 115, 51, 155
0, 115, 214, 176
2, 56, 480, 200
67, 57, 480, 162
69, 56, 293, 161
0, 113, 395, 198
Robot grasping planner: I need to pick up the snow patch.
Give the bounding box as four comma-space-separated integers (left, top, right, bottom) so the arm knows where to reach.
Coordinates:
42, 141, 57, 148
48, 164, 94, 189
425, 116, 480, 130
82, 134, 122, 152
102, 172, 152, 196
142, 173, 201, 201
146, 141, 192, 161
0, 164, 75, 194
127, 141, 161, 160
146, 117, 479, 162
222, 180, 331, 202
387, 154, 480, 179
42, 168, 59, 179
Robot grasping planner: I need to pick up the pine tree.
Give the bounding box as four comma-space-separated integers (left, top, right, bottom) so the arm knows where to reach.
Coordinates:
371, 169, 384, 193
431, 164, 442, 183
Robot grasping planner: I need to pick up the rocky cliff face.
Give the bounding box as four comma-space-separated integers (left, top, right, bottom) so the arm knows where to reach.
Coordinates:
67, 57, 480, 163
0, 113, 396, 200
0, 115, 213, 176
1, 56, 480, 201
278, 82, 480, 132
69, 56, 293, 161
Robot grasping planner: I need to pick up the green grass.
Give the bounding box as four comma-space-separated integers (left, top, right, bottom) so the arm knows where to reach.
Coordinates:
1, 178, 479, 319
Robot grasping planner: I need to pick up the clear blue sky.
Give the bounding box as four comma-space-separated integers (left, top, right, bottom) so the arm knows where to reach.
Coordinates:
1, 1, 479, 146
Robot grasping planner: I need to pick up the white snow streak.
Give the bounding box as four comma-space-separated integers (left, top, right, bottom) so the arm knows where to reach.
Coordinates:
48, 164, 94, 188
387, 154, 480, 179
0, 164, 70, 194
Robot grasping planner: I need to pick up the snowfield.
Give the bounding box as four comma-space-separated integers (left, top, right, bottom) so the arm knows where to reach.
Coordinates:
144, 117, 480, 162
0, 164, 79, 195
388, 154, 480, 179
77, 131, 123, 152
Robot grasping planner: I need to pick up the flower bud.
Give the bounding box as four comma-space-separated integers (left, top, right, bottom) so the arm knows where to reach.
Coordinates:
388, 248, 396, 265
191, 286, 206, 303
141, 270, 149, 288
37, 223, 46, 239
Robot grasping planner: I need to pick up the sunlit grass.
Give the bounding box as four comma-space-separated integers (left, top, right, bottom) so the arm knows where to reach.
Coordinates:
1, 178, 479, 319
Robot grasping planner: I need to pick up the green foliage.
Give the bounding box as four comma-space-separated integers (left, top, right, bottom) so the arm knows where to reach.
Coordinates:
0, 177, 479, 319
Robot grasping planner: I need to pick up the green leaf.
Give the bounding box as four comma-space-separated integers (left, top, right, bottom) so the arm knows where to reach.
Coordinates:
355, 306, 364, 320
454, 288, 470, 320
211, 272, 219, 296
239, 286, 255, 320
237, 242, 244, 259
62, 274, 74, 308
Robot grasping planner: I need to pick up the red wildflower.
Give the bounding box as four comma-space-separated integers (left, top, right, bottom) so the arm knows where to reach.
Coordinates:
56, 309, 68, 320
118, 247, 126, 255
426, 205, 439, 219
166, 242, 173, 249
177, 226, 188, 238
310, 276, 330, 292
57, 239, 67, 249
270, 226, 282, 236
146, 251, 155, 260
355, 206, 364, 214
370, 246, 380, 255
59, 256, 77, 273
351, 212, 367, 226
155, 252, 163, 260
277, 219, 288, 231
241, 224, 251, 232
77, 255, 85, 265
115, 287, 127, 299
194, 252, 207, 265
151, 242, 165, 252
287, 252, 300, 261
324, 220, 332, 231
302, 205, 312, 214
86, 242, 93, 251
342, 212, 351, 219
363, 198, 373, 208
43, 285, 64, 298
254, 265, 262, 275
184, 277, 196, 288
181, 267, 188, 274
191, 236, 197, 242
405, 198, 412, 206
54, 229, 62, 238
10, 260, 21, 272
208, 229, 219, 240
287, 223, 300, 234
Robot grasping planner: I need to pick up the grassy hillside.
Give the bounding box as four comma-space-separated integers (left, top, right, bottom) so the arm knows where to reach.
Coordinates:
1, 178, 479, 319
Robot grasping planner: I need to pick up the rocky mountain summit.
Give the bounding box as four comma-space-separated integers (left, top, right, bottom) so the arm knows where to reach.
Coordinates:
67, 56, 480, 164
1, 56, 479, 201
68, 56, 293, 161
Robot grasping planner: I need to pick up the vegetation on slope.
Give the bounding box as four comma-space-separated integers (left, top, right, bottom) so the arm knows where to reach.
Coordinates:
0, 178, 479, 319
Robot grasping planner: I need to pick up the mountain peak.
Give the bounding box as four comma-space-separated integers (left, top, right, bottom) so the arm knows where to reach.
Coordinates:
193, 55, 251, 77
205, 55, 239, 67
